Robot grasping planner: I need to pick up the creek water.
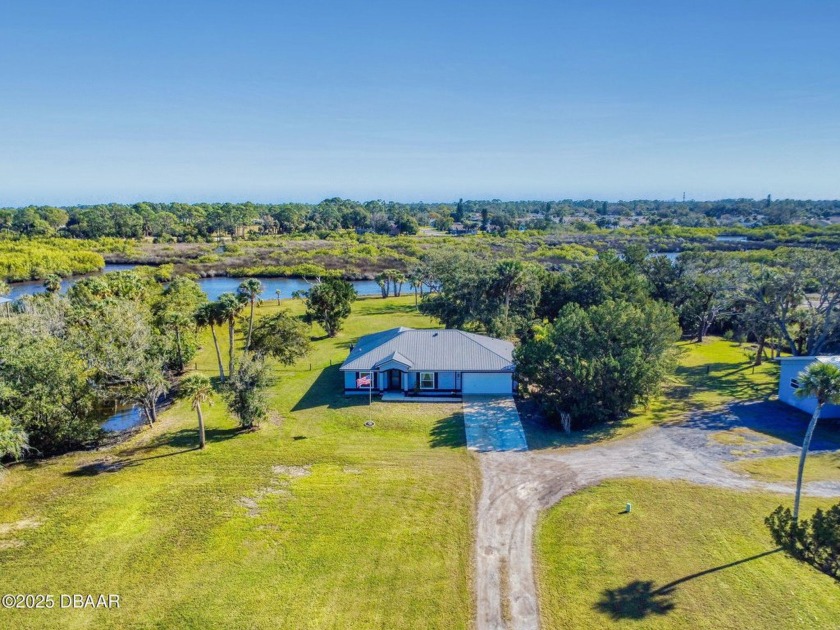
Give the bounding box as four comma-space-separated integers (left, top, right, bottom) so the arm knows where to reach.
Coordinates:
7, 266, 383, 430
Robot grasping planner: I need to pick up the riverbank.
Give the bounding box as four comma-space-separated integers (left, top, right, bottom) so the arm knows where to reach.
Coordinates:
6, 265, 383, 302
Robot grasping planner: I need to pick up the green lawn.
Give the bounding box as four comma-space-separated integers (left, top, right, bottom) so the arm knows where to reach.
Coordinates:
729, 452, 840, 484
536, 479, 840, 629
0, 295, 478, 629
523, 337, 780, 449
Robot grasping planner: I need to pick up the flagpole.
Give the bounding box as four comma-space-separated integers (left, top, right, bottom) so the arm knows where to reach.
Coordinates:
369, 372, 373, 421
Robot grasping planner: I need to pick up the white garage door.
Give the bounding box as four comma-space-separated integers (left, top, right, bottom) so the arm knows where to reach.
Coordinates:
461, 372, 512, 395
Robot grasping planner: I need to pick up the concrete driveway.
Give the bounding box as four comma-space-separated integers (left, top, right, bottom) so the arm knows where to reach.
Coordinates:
463, 396, 528, 452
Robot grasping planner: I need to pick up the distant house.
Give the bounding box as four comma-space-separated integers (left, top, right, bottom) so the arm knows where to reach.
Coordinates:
778, 356, 840, 419
340, 327, 515, 397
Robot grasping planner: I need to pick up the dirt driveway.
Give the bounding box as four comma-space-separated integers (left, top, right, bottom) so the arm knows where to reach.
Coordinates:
474, 402, 840, 630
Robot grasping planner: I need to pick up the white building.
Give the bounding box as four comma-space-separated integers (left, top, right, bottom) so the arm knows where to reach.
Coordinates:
777, 356, 840, 419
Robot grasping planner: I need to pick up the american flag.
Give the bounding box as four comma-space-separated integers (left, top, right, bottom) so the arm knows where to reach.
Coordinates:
356, 375, 371, 388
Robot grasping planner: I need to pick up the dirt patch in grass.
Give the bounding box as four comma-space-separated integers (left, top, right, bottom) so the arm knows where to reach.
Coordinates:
238, 497, 260, 517
711, 427, 785, 449
240, 465, 312, 516
709, 426, 797, 461
729, 452, 840, 484
0, 517, 42, 550
271, 465, 310, 478
0, 539, 26, 550
0, 518, 42, 536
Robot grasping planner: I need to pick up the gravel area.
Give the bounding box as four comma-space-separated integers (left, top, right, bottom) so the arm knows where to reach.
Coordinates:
474, 401, 840, 630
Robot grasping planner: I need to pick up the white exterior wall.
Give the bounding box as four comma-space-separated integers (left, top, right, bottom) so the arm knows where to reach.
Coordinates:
779, 359, 840, 419
462, 372, 513, 395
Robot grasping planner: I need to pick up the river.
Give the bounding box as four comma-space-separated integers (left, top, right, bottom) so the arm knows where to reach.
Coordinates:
6, 265, 383, 431
6, 264, 382, 302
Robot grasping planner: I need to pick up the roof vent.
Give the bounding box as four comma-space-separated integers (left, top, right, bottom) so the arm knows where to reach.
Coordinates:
433, 332, 438, 337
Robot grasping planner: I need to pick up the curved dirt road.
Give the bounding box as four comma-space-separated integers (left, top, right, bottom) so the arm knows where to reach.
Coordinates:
474, 403, 840, 630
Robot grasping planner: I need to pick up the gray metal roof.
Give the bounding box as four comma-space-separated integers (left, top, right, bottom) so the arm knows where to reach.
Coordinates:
340, 327, 514, 372
779, 356, 840, 365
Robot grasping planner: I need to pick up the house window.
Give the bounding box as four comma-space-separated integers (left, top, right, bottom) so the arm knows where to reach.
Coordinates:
790, 378, 799, 390
420, 372, 435, 389
356, 372, 374, 388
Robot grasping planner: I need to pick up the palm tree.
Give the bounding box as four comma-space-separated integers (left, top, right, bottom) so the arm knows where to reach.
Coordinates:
237, 279, 264, 352
792, 361, 840, 523
43, 274, 62, 294
131, 366, 170, 426
374, 272, 390, 298
179, 374, 213, 449
275, 289, 282, 305
195, 303, 226, 382
409, 274, 423, 306
390, 270, 406, 297
217, 293, 247, 377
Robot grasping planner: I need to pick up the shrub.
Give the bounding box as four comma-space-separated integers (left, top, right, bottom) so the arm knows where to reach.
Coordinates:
766, 504, 840, 580
225, 356, 270, 429
0, 240, 104, 282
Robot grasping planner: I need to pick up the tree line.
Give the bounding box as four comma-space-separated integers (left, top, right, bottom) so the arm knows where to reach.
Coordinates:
412, 245, 840, 430
2, 196, 838, 241
0, 270, 360, 462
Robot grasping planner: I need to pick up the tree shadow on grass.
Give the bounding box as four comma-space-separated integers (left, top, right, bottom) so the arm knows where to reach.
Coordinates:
673, 360, 779, 402
117, 426, 243, 458
292, 365, 372, 412
516, 397, 630, 450
63, 447, 197, 476
595, 548, 781, 620
429, 413, 467, 448
595, 580, 676, 620
358, 302, 419, 316
156, 426, 243, 450
64, 427, 244, 476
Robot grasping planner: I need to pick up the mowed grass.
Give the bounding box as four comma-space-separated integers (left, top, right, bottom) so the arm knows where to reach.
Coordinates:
0, 295, 479, 629
523, 337, 780, 449
536, 479, 840, 629
730, 452, 840, 484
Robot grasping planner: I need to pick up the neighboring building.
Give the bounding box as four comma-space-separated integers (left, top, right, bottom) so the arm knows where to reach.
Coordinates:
778, 356, 840, 419
340, 327, 514, 397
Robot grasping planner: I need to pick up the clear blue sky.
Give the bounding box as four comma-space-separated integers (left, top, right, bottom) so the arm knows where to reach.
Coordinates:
2, 1, 839, 205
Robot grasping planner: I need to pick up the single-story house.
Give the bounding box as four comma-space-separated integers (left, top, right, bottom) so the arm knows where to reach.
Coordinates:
340, 327, 515, 397
778, 356, 840, 419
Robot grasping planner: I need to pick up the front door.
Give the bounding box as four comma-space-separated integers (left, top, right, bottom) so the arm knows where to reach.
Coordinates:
389, 370, 401, 390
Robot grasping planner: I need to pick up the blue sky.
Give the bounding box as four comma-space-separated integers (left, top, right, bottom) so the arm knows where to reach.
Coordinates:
1, 1, 839, 205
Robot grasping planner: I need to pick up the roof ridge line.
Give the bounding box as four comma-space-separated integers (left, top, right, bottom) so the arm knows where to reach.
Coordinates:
455, 329, 514, 364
